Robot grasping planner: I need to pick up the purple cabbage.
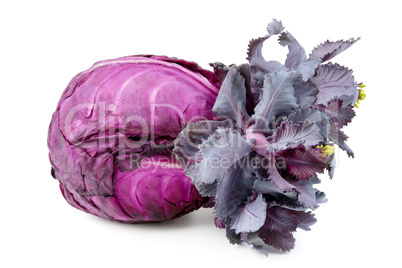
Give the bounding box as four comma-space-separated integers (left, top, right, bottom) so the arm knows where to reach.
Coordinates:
174, 19, 365, 255
48, 55, 220, 222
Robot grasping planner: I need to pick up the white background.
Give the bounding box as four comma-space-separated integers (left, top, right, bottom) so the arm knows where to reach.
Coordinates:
1, 0, 400, 267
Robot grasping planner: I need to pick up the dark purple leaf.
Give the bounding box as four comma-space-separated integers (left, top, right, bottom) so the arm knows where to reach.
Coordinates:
209, 62, 231, 84
266, 120, 324, 152
226, 218, 242, 245
253, 70, 300, 129
247, 20, 285, 73
240, 232, 268, 256
214, 157, 255, 220
267, 156, 296, 192
258, 227, 295, 252
329, 125, 354, 157
268, 201, 307, 212
287, 107, 330, 140
293, 79, 318, 107
247, 37, 286, 74
194, 182, 217, 197
298, 60, 321, 81
236, 63, 257, 116
212, 66, 250, 127
265, 206, 299, 233
289, 210, 317, 231
338, 88, 359, 107
252, 179, 298, 201
230, 194, 267, 234
281, 148, 328, 180
327, 153, 336, 179
308, 38, 360, 62
267, 19, 284, 35
215, 217, 225, 228
210, 63, 256, 116
279, 31, 307, 69
311, 63, 357, 106
315, 99, 356, 127
256, 157, 326, 209
293, 176, 328, 209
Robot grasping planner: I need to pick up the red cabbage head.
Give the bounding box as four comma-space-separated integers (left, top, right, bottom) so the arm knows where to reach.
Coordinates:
48, 55, 219, 223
